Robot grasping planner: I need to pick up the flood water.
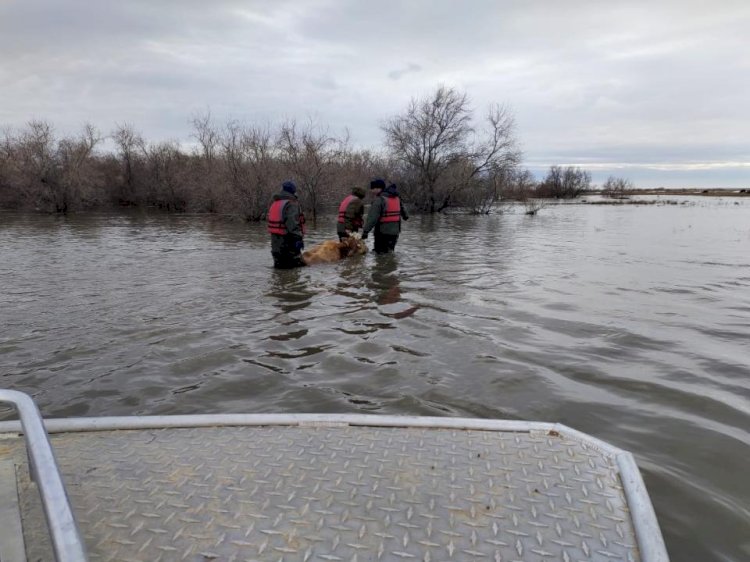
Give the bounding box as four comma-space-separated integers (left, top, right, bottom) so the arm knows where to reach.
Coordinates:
1, 199, 749, 561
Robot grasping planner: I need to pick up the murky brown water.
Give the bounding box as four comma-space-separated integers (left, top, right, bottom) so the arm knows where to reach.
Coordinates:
1, 200, 749, 561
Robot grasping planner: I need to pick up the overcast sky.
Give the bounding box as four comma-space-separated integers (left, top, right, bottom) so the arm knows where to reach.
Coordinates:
1, 0, 748, 187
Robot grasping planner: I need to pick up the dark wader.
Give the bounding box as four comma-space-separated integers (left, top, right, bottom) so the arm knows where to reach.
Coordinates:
373, 233, 398, 254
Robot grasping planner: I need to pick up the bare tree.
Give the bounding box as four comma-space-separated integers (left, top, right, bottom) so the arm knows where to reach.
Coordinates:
217, 121, 279, 220
242, 124, 279, 219
277, 119, 347, 221
513, 169, 546, 215
0, 129, 11, 206
190, 110, 220, 169
382, 85, 520, 213
0, 122, 104, 211
143, 141, 187, 211
10, 120, 59, 210
537, 165, 591, 198
55, 123, 102, 211
382, 86, 469, 213
1, 101, 526, 216
217, 119, 245, 212
0, 127, 24, 207
334, 149, 380, 198
112, 123, 145, 205
462, 166, 518, 215
602, 176, 634, 199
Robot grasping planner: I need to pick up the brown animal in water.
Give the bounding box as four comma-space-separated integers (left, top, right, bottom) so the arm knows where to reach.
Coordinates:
302, 236, 367, 265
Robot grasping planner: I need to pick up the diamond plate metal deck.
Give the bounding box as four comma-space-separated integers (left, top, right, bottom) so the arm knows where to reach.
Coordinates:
0, 421, 656, 562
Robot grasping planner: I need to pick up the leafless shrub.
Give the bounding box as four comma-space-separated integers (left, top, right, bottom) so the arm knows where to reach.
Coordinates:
143, 140, 189, 211
191, 110, 220, 169
510, 169, 546, 215
0, 95, 530, 217
277, 119, 348, 221
112, 123, 145, 206
602, 176, 634, 198
536, 165, 591, 198
16, 121, 58, 210
216, 121, 280, 220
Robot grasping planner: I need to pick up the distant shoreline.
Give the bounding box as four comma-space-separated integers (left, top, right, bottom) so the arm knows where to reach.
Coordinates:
597, 188, 750, 197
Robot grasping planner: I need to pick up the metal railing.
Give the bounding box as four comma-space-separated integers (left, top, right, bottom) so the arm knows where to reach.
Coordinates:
0, 389, 88, 562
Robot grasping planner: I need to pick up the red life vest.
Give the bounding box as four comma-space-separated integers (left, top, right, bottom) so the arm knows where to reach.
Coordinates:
267, 199, 306, 235
379, 195, 401, 223
337, 195, 362, 227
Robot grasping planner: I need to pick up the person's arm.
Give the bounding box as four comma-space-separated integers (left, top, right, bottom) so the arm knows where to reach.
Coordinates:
345, 199, 364, 231
362, 197, 382, 236
284, 201, 303, 238
400, 201, 409, 221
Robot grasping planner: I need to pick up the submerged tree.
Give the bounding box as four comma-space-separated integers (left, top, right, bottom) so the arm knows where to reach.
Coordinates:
143, 141, 189, 211
191, 110, 220, 170
602, 176, 634, 199
2, 96, 526, 216
8, 120, 57, 210
277, 119, 348, 221
217, 121, 279, 220
382, 85, 520, 213
514, 169, 546, 215
112, 123, 145, 205
537, 165, 591, 198
0, 121, 103, 212
55, 123, 102, 211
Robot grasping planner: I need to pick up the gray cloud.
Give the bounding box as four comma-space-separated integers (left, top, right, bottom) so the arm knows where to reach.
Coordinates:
388, 63, 422, 80
1, 0, 747, 186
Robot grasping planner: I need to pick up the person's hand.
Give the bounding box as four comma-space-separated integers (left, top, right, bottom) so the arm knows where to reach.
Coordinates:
361, 231, 368, 240
295, 239, 304, 251
345, 229, 352, 236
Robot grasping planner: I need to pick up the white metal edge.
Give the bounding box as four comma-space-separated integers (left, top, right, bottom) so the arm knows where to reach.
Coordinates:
550, 422, 626, 457
0, 413, 557, 436
617, 451, 670, 562
0, 414, 630, 459
0, 413, 638, 464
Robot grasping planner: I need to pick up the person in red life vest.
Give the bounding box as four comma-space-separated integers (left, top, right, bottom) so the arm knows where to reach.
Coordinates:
267, 180, 306, 268
336, 186, 366, 240
362, 179, 408, 254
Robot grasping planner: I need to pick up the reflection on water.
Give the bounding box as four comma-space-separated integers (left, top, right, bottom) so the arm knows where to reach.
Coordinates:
268, 268, 316, 314
371, 255, 420, 319
1, 203, 749, 561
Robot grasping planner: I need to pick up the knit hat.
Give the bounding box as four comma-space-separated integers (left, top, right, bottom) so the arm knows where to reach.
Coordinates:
352, 186, 366, 198
282, 180, 297, 195
370, 178, 386, 189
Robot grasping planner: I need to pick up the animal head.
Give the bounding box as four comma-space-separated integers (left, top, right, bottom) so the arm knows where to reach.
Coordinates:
338, 236, 368, 258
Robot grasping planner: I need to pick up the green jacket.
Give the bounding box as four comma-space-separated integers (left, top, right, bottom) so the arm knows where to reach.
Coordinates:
336, 196, 365, 236
363, 193, 409, 237
269, 192, 304, 255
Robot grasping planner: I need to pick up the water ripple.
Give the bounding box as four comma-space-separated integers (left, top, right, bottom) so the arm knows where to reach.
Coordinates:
0, 207, 748, 561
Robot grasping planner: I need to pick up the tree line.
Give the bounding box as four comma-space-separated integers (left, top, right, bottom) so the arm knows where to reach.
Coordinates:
0, 86, 621, 218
